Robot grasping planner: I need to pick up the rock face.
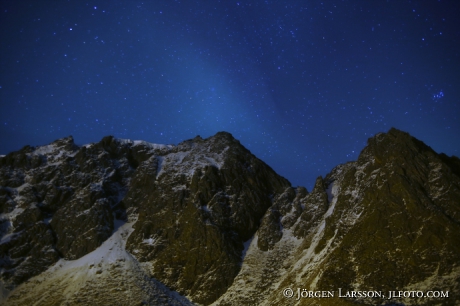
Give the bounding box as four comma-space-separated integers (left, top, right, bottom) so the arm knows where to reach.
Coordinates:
122, 132, 290, 304
214, 128, 460, 306
0, 132, 290, 305
1, 128, 459, 306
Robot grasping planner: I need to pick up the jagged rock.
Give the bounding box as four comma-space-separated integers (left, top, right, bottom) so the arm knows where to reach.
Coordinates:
0, 136, 140, 292
311, 129, 460, 303
292, 176, 329, 237
214, 128, 460, 306
0, 221, 59, 286
0, 131, 291, 305
1, 128, 459, 306
124, 132, 290, 304
257, 208, 282, 251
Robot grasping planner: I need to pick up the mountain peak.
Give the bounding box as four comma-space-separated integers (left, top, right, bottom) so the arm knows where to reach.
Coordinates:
357, 127, 438, 166
1, 129, 459, 306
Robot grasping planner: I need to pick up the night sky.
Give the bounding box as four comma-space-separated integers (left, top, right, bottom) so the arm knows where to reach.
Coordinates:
1, 1, 459, 189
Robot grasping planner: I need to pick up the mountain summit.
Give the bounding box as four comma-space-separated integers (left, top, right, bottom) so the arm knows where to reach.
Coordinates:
1, 128, 459, 305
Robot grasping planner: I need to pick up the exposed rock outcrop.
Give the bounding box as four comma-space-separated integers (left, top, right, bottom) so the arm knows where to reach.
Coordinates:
215, 128, 460, 306
0, 132, 290, 305
1, 128, 459, 306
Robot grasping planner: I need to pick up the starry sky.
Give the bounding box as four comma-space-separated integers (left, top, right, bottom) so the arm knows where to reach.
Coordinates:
1, 0, 459, 189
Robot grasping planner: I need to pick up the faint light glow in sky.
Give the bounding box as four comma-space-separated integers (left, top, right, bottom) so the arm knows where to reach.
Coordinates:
0, 0, 459, 189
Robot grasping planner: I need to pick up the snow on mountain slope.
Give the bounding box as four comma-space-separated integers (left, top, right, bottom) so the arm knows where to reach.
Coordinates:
1, 128, 460, 306
4, 218, 194, 306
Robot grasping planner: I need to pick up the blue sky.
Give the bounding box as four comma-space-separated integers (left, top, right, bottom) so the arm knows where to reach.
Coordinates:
1, 0, 459, 189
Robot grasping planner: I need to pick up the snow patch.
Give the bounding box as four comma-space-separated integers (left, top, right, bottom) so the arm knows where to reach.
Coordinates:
241, 236, 255, 260
116, 138, 173, 151
280, 227, 301, 244
295, 221, 338, 284
201, 205, 211, 213
0, 230, 21, 245
15, 183, 30, 193
49, 219, 135, 273
33, 144, 58, 155
325, 181, 339, 218
132, 140, 173, 150
0, 207, 24, 223
143, 237, 158, 246
155, 156, 164, 178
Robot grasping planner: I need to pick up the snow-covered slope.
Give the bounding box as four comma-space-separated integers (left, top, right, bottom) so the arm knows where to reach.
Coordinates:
213, 128, 460, 306
1, 128, 460, 306
0, 132, 291, 305
4, 218, 193, 305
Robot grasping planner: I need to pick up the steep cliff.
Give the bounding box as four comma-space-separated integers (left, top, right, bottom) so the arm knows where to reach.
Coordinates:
1, 128, 459, 305
215, 128, 460, 306
0, 132, 290, 305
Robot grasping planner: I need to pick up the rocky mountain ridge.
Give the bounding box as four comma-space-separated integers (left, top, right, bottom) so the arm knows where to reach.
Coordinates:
0, 128, 459, 305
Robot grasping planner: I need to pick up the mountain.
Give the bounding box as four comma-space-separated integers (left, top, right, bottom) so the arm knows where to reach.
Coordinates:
214, 128, 460, 306
0, 128, 459, 305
